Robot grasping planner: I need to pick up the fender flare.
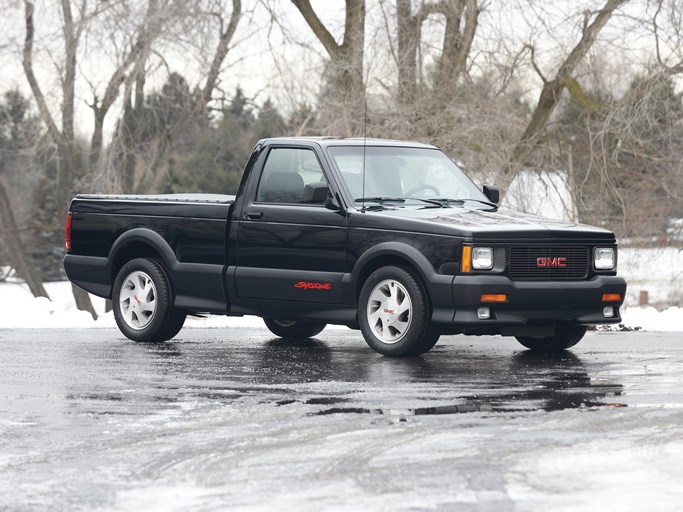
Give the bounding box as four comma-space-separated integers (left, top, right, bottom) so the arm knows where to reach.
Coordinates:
351, 242, 438, 291
351, 242, 455, 320
107, 228, 178, 278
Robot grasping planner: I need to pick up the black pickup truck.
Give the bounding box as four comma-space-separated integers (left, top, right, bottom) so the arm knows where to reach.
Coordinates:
64, 137, 626, 356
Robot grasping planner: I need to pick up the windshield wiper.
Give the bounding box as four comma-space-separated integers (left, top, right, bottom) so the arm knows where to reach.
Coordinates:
402, 197, 446, 207
354, 197, 405, 204
354, 197, 445, 207
431, 198, 497, 208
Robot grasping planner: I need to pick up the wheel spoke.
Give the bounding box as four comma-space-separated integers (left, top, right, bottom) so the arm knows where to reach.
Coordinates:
379, 321, 388, 339
397, 297, 410, 315
392, 319, 409, 335
390, 283, 399, 301
125, 305, 135, 326
142, 279, 154, 302
119, 288, 132, 303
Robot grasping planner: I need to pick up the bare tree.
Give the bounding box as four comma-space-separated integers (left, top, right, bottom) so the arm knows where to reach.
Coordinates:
501, 0, 630, 189
108, 0, 243, 195
22, 0, 98, 317
86, 0, 169, 177
290, 0, 366, 134
0, 181, 49, 298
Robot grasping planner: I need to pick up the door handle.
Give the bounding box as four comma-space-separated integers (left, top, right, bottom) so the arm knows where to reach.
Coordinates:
244, 210, 263, 220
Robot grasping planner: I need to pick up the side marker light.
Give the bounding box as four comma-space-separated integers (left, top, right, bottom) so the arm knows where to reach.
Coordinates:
481, 294, 507, 303
602, 293, 622, 302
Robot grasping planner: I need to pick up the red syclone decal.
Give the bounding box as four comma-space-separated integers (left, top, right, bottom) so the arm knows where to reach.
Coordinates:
383, 309, 395, 314
536, 257, 567, 268
294, 281, 332, 290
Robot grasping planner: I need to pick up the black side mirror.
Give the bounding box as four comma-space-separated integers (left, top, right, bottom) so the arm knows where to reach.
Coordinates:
483, 184, 500, 205
325, 193, 341, 211
303, 183, 329, 203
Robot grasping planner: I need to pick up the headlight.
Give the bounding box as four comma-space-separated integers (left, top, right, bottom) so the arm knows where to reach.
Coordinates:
472, 247, 494, 270
594, 247, 615, 270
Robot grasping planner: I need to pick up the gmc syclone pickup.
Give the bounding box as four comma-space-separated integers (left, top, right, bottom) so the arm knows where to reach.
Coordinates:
64, 137, 627, 356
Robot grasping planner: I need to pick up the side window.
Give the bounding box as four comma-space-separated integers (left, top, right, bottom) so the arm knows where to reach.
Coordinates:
256, 148, 328, 204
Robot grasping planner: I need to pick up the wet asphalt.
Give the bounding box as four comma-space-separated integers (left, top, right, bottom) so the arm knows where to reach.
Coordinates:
1, 328, 682, 511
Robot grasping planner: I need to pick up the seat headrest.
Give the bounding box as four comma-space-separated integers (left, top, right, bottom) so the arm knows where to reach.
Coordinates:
264, 172, 305, 203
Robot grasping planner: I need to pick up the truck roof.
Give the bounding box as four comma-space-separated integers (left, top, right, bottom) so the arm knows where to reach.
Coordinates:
258, 137, 438, 149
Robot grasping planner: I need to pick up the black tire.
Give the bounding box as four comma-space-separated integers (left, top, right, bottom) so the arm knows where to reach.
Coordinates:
358, 265, 441, 357
162, 310, 187, 340
263, 318, 327, 339
516, 324, 587, 353
153, 260, 186, 340
112, 258, 181, 342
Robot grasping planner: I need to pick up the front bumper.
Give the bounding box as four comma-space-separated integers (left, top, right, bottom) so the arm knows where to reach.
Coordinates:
450, 275, 627, 326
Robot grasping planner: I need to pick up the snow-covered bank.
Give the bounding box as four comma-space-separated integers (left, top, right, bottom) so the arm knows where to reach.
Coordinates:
618, 246, 683, 309
0, 280, 681, 332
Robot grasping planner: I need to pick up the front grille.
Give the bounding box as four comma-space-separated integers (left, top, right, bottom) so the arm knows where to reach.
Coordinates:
509, 246, 589, 281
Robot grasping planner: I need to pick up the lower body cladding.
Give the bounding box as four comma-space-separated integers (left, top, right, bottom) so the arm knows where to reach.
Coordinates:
443, 275, 627, 337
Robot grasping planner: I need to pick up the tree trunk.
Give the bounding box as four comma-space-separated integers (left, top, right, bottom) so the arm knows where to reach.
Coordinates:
72, 283, 97, 320
501, 0, 629, 190
0, 178, 49, 299
23, 0, 98, 318
396, 0, 418, 106
291, 0, 365, 134
433, 0, 478, 103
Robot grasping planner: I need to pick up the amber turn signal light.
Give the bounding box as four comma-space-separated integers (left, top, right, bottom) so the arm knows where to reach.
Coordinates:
602, 293, 622, 302
461, 245, 472, 273
481, 294, 507, 303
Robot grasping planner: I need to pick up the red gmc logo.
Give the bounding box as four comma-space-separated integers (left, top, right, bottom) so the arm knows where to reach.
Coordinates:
537, 257, 567, 268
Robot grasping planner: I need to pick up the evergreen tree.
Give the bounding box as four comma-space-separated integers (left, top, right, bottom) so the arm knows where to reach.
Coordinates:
251, 98, 286, 144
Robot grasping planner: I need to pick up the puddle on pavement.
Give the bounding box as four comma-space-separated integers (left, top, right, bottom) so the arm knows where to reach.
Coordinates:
302, 375, 626, 416
311, 397, 627, 416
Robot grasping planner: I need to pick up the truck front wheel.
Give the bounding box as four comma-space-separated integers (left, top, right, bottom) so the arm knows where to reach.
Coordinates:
358, 266, 441, 357
515, 324, 587, 353
113, 258, 185, 342
263, 318, 327, 339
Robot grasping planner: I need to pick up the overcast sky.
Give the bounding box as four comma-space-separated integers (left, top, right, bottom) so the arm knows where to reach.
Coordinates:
0, 0, 677, 141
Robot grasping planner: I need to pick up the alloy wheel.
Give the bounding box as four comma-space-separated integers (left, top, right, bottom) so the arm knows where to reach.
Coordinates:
119, 271, 157, 330
366, 279, 412, 344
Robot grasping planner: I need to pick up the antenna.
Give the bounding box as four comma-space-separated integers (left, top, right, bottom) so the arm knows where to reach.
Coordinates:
361, 98, 367, 212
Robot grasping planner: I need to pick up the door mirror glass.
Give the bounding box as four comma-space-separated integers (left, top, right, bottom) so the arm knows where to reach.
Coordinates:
303, 183, 329, 203
483, 184, 500, 204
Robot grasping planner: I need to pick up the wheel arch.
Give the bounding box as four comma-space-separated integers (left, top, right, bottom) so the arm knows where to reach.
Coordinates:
352, 243, 437, 300
109, 228, 178, 283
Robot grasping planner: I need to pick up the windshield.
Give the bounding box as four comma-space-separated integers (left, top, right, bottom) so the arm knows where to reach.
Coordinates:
326, 146, 488, 205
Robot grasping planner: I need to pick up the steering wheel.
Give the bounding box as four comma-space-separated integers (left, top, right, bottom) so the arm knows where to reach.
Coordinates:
404, 184, 440, 197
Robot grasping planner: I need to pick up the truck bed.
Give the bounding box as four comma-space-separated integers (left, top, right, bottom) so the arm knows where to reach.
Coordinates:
75, 193, 235, 204
71, 194, 235, 220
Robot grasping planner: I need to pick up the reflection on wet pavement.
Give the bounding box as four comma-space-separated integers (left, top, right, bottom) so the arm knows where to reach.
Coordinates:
0, 328, 681, 511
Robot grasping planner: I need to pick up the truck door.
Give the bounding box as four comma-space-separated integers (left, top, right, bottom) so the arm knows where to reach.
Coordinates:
234, 145, 346, 304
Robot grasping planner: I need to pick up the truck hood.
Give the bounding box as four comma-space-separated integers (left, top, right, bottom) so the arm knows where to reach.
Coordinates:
355, 206, 616, 242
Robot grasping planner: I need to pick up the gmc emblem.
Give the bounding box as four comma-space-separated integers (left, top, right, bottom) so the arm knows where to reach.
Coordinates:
537, 257, 567, 268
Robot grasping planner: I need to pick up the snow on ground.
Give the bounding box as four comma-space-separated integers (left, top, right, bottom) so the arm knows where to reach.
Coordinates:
618, 246, 683, 309
1, 268, 681, 331
0, 281, 342, 330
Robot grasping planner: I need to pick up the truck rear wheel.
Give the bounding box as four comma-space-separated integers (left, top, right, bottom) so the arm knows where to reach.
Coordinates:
113, 258, 185, 342
358, 265, 441, 357
263, 318, 327, 339
516, 324, 587, 353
